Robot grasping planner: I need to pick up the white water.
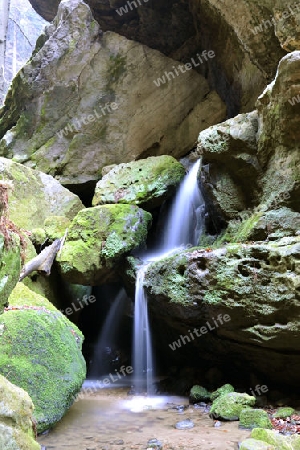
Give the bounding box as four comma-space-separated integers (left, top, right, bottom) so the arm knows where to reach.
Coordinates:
132, 159, 203, 396
133, 263, 154, 394
161, 158, 204, 251
90, 289, 127, 377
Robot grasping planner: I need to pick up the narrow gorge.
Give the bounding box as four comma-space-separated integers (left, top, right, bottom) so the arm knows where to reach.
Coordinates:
0, 0, 299, 449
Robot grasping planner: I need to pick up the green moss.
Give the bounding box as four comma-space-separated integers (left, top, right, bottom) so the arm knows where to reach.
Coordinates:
144, 252, 190, 305
239, 409, 272, 430
203, 290, 227, 305
272, 407, 295, 419
0, 288, 86, 433
251, 428, 300, 450
190, 385, 211, 403
107, 53, 127, 85
210, 392, 255, 420
8, 283, 56, 311
30, 228, 47, 246
92, 155, 186, 210
44, 216, 70, 241
57, 204, 152, 284
239, 438, 275, 450
210, 384, 235, 401
0, 233, 21, 311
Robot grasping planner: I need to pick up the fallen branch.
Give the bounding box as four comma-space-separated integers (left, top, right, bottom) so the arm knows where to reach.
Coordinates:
19, 238, 62, 282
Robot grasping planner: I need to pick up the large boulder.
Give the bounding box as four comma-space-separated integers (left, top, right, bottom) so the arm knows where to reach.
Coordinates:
92, 155, 186, 210
0, 0, 226, 192
197, 110, 260, 226
256, 51, 300, 212
28, 0, 289, 114
0, 374, 40, 450
0, 283, 86, 432
0, 157, 83, 231
140, 236, 300, 388
197, 52, 300, 238
57, 204, 152, 285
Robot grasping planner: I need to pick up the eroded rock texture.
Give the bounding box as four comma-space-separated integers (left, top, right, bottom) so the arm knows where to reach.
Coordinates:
0, 0, 225, 192
142, 237, 300, 388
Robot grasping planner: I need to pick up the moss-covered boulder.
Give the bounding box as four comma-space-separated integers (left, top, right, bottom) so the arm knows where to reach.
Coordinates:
142, 236, 300, 388
251, 428, 300, 450
210, 384, 235, 401
0, 283, 86, 433
0, 374, 40, 450
239, 439, 275, 450
189, 385, 211, 403
239, 409, 272, 430
210, 392, 255, 420
0, 157, 83, 231
57, 204, 152, 285
272, 407, 295, 419
0, 233, 21, 312
92, 156, 186, 210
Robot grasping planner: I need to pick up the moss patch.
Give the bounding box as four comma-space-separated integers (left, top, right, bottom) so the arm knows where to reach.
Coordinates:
210, 392, 255, 420
57, 204, 152, 285
0, 287, 86, 433
0, 233, 21, 311
239, 409, 272, 430
92, 155, 186, 210
144, 252, 190, 305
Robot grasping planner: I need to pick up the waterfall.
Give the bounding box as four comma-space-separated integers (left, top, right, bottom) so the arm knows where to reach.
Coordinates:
133, 263, 154, 394
90, 289, 127, 377
132, 158, 203, 395
161, 158, 204, 251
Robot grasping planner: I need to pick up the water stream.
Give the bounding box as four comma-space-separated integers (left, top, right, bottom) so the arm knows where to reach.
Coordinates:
133, 263, 154, 394
132, 158, 204, 395
89, 289, 127, 377
161, 158, 204, 251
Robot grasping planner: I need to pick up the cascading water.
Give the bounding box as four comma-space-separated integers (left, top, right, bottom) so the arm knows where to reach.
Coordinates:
161, 158, 204, 250
132, 158, 204, 396
133, 263, 154, 394
90, 289, 127, 377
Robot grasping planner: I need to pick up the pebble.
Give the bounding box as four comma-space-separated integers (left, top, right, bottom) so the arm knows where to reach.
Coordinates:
214, 421, 222, 427
175, 419, 195, 430
147, 438, 163, 449
113, 440, 124, 445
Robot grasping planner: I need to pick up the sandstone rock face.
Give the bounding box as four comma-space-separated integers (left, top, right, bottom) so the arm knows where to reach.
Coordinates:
142, 237, 300, 387
197, 52, 300, 238
198, 111, 260, 226
92, 156, 186, 210
256, 51, 300, 212
0, 0, 47, 105
0, 157, 83, 231
0, 0, 225, 191
28, 0, 294, 114
57, 204, 152, 285
0, 374, 40, 450
1, 283, 86, 433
